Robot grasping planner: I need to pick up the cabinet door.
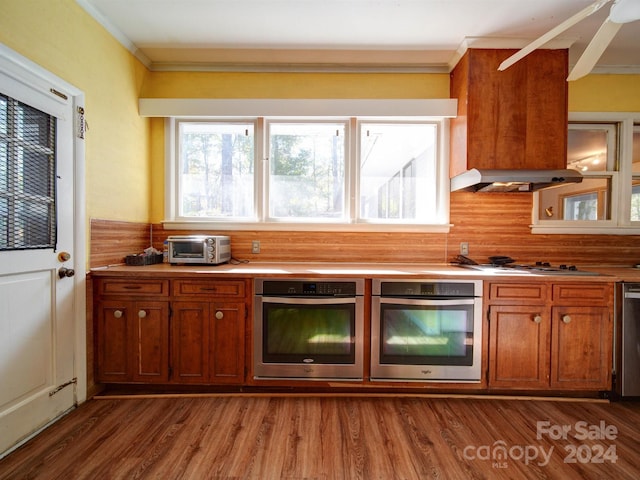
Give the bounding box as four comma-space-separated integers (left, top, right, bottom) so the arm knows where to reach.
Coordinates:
131, 301, 170, 383
96, 300, 132, 382
172, 301, 210, 383
551, 306, 612, 390
488, 305, 550, 388
210, 302, 246, 384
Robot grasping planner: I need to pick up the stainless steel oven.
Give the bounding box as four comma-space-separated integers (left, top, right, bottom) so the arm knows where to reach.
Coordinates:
253, 278, 365, 380
371, 279, 483, 382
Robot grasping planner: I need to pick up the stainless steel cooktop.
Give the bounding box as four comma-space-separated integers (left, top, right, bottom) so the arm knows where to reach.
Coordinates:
457, 263, 601, 276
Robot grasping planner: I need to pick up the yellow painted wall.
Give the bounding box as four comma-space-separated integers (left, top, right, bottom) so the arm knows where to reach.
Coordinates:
0, 0, 151, 225
140, 71, 450, 99
568, 74, 640, 111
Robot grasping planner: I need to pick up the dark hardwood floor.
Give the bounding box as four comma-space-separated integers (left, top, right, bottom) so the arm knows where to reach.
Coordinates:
1, 395, 639, 479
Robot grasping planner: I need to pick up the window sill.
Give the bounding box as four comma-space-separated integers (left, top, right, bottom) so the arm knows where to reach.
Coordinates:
531, 225, 640, 235
162, 220, 451, 234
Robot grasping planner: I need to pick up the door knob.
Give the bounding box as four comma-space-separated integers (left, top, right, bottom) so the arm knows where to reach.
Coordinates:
58, 267, 75, 278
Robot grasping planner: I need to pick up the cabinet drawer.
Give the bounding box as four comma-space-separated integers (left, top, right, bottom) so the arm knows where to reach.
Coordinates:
173, 279, 246, 298
98, 279, 169, 296
552, 283, 610, 305
488, 283, 548, 303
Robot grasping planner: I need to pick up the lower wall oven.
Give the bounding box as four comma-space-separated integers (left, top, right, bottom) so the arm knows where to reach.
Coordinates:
371, 279, 483, 382
253, 278, 365, 380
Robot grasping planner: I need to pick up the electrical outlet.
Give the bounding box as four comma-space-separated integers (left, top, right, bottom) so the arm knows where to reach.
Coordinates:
252, 240, 260, 254
460, 242, 469, 255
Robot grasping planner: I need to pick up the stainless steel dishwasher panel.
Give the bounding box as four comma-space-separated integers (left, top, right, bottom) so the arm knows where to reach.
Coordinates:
621, 283, 640, 396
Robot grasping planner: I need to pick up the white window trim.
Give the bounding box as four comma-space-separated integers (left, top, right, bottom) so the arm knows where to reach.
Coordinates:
531, 111, 640, 235
161, 99, 455, 232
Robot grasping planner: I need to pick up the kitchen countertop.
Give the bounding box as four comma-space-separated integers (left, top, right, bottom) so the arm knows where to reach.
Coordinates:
89, 262, 640, 282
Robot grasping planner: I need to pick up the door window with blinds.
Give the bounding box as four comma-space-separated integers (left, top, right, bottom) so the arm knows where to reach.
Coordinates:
0, 93, 56, 250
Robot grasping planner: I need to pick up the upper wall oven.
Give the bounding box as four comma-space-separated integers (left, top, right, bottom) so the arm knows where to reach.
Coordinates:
253, 278, 365, 381
371, 279, 483, 382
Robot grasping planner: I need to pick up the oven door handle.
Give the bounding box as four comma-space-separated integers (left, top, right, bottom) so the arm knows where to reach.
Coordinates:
624, 291, 640, 299
377, 297, 477, 306
260, 296, 358, 305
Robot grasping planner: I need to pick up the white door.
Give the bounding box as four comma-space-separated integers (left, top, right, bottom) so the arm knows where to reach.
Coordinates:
0, 46, 84, 457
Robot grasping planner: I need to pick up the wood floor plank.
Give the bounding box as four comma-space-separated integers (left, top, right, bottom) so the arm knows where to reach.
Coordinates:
1, 396, 639, 479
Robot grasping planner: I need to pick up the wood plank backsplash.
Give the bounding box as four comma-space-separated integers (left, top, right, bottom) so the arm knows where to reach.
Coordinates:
90, 219, 152, 269
90, 193, 640, 268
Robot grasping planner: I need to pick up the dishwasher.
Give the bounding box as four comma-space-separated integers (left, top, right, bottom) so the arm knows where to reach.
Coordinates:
620, 283, 640, 396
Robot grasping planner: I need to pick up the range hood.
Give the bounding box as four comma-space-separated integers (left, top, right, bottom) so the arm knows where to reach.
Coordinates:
450, 168, 583, 193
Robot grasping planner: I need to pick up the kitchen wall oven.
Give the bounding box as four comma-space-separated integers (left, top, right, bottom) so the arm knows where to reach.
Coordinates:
253, 278, 365, 380
371, 279, 483, 382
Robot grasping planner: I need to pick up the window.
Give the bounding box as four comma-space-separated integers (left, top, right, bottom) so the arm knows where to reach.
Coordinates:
631, 125, 640, 221
170, 116, 447, 230
533, 115, 640, 234
178, 121, 254, 219
267, 121, 346, 221
0, 93, 56, 250
359, 122, 437, 222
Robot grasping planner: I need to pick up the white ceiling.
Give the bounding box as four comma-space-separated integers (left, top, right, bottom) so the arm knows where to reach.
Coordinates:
77, 0, 640, 72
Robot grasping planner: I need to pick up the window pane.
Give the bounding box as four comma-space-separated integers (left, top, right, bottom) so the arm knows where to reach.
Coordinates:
179, 122, 254, 218
560, 178, 611, 221
567, 127, 610, 172
268, 122, 345, 219
631, 126, 640, 221
0, 94, 56, 250
360, 123, 437, 222
538, 124, 615, 222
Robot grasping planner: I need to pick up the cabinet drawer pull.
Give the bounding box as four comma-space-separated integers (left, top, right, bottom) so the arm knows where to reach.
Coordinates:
533, 314, 542, 324
138, 310, 147, 318
562, 315, 572, 324
123, 285, 142, 290
199, 287, 217, 292
113, 310, 123, 319
215, 311, 224, 320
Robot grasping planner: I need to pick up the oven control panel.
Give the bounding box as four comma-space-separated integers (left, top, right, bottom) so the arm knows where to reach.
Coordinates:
374, 280, 479, 298
256, 279, 365, 296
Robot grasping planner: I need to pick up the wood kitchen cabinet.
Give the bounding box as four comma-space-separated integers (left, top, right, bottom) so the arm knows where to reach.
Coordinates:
488, 283, 549, 388
172, 279, 246, 384
95, 279, 170, 383
487, 282, 612, 392
450, 48, 568, 177
94, 276, 248, 385
550, 284, 612, 390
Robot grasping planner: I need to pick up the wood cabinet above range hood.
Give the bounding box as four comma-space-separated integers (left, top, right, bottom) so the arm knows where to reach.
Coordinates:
449, 48, 578, 192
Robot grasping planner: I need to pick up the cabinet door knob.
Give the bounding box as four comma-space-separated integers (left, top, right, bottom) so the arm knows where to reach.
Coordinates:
215, 311, 224, 320
138, 310, 147, 318
113, 310, 123, 319
533, 314, 542, 324
562, 315, 572, 324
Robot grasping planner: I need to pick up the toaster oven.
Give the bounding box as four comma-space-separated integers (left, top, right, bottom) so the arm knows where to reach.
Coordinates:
167, 235, 231, 265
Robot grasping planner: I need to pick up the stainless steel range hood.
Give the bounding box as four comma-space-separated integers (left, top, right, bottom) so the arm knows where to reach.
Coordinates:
450, 168, 583, 193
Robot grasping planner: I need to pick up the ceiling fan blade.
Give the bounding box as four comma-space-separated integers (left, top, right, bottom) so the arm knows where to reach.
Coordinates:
610, 0, 640, 23
567, 18, 623, 80
498, 0, 612, 71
